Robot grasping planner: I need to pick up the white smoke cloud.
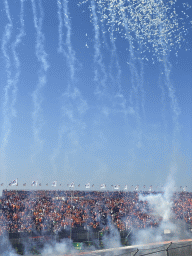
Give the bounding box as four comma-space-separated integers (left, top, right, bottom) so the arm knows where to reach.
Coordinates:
134, 176, 191, 245
40, 239, 77, 256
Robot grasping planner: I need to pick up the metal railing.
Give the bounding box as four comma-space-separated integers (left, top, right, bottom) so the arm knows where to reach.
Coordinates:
119, 242, 192, 256
89, 240, 192, 256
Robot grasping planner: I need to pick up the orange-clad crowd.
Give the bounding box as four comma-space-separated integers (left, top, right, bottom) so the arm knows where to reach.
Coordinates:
0, 190, 191, 236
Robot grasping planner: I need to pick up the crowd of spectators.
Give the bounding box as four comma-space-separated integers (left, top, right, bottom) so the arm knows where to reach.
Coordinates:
0, 190, 191, 236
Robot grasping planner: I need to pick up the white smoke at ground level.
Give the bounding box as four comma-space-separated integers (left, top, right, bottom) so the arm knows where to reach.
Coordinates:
135, 176, 191, 245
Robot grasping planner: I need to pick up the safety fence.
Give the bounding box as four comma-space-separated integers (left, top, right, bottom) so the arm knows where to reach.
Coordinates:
120, 242, 192, 256
82, 240, 192, 256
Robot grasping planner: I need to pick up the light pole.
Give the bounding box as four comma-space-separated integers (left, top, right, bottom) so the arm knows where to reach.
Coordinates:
70, 217, 72, 240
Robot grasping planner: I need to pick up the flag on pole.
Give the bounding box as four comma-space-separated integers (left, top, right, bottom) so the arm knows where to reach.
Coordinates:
9, 179, 18, 186
135, 185, 139, 191
85, 183, 90, 189
114, 185, 120, 190
46, 183, 48, 186
39, 183, 41, 186
23, 183, 26, 186
124, 185, 128, 190
31, 181, 37, 187
92, 184, 94, 187
100, 184, 106, 189
78, 184, 80, 187
1, 183, 4, 186
69, 182, 75, 188
149, 185, 152, 192
52, 181, 57, 187
183, 186, 187, 192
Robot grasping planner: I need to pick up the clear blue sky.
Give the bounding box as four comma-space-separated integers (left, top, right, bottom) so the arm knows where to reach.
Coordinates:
0, 0, 191, 191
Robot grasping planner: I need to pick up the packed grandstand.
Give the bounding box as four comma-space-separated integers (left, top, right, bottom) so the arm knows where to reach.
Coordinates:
0, 190, 191, 235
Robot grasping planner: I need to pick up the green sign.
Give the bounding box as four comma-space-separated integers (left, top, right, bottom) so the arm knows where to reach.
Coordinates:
73, 242, 82, 250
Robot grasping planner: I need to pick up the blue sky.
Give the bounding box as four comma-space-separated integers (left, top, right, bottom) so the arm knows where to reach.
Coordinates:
0, 0, 191, 191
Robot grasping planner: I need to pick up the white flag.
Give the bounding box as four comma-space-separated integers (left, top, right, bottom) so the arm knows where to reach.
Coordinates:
124, 185, 128, 190
85, 183, 90, 189
52, 181, 57, 187
69, 182, 75, 188
31, 181, 37, 187
135, 185, 139, 191
9, 179, 18, 186
114, 185, 120, 190
100, 184, 106, 189
149, 185, 152, 192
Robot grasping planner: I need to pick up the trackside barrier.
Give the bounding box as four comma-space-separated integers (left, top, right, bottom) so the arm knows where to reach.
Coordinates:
75, 239, 192, 256
1, 236, 192, 255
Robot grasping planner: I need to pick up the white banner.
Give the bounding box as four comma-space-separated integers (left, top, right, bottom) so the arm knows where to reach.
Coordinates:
52, 181, 57, 187
31, 181, 38, 186
9, 179, 18, 186
69, 182, 75, 188
100, 184, 106, 189
85, 183, 90, 189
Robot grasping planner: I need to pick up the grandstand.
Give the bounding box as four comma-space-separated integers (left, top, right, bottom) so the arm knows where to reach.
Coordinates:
0, 189, 192, 255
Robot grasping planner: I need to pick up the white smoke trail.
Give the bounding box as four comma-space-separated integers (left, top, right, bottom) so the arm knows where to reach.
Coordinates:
90, 0, 107, 96
108, 1, 127, 116
1, 0, 13, 183
139, 57, 145, 120
52, 0, 88, 176
1, 0, 25, 183
107, 2, 120, 91
97, 0, 110, 51
1, 0, 25, 187
119, 0, 144, 147
158, 67, 168, 141
31, 0, 49, 154
163, 57, 180, 159
57, 0, 67, 58
156, 2, 181, 163
58, 0, 76, 83
63, 0, 76, 82
1, 0, 13, 152
11, 0, 25, 119
52, 0, 75, 175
